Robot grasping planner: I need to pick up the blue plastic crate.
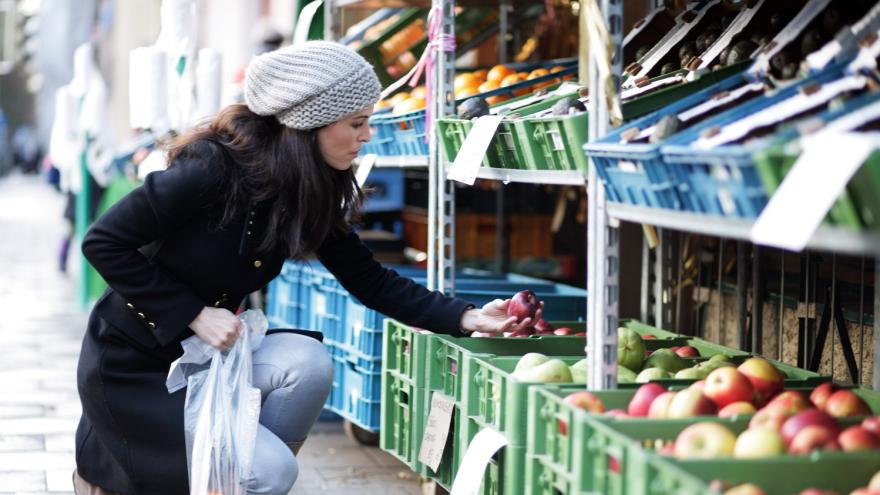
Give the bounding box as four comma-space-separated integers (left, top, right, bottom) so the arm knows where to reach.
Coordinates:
584, 70, 765, 212
266, 262, 312, 329
326, 346, 347, 413
659, 63, 861, 218
310, 269, 349, 345
362, 108, 396, 155
341, 358, 383, 432
362, 168, 404, 212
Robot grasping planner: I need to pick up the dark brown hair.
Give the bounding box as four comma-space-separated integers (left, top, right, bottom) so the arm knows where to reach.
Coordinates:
165, 104, 363, 259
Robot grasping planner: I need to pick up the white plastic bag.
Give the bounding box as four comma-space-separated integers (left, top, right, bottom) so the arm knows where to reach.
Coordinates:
167, 310, 267, 495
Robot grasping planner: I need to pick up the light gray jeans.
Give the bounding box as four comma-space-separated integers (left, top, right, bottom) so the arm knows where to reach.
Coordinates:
244, 332, 334, 495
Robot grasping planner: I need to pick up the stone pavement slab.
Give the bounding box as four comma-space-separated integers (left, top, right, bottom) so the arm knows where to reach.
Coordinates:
0, 172, 425, 494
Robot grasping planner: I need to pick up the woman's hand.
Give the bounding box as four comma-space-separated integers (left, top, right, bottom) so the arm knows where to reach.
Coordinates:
459, 299, 544, 336
189, 307, 242, 351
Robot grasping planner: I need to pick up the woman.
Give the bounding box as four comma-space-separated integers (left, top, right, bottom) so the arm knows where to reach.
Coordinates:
73, 41, 537, 495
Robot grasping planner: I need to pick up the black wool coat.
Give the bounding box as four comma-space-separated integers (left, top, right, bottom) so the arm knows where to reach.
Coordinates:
75, 142, 472, 494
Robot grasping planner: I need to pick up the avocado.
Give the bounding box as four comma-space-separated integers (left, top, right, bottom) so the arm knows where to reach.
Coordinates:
800, 29, 825, 57
457, 97, 490, 120
550, 96, 586, 116
678, 41, 697, 65
660, 62, 679, 75
650, 115, 682, 143
718, 46, 731, 66
727, 39, 758, 65
696, 30, 720, 52
635, 44, 651, 61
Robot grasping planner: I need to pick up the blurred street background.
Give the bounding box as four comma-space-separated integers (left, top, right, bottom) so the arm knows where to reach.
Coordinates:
0, 0, 426, 493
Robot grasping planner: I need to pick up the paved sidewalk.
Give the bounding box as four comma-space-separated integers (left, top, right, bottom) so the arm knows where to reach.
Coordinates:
0, 172, 421, 495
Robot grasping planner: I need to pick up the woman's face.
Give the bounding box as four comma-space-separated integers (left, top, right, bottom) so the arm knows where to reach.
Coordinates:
317, 106, 373, 171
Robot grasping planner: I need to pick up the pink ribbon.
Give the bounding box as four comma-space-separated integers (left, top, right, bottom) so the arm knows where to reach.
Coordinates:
407, 6, 455, 142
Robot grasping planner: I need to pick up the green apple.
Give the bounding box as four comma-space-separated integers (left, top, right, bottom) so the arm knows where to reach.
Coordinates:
512, 359, 573, 383
636, 367, 672, 383
514, 352, 550, 373
675, 366, 708, 380
569, 358, 588, 384
617, 327, 646, 372
643, 348, 688, 373
618, 365, 638, 384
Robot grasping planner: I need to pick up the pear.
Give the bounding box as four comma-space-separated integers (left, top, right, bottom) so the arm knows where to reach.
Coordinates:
636, 367, 672, 383
515, 352, 550, 373
512, 359, 573, 383
618, 365, 638, 384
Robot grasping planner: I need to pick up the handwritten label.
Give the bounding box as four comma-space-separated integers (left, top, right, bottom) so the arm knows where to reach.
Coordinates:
418, 392, 455, 472
450, 428, 508, 495
447, 115, 503, 185
355, 153, 377, 187
750, 131, 878, 250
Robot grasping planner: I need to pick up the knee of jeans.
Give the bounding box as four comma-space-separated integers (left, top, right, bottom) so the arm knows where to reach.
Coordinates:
251, 449, 298, 495
265, 333, 334, 392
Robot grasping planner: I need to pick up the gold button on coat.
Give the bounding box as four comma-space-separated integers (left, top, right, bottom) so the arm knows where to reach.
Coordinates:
254, 260, 262, 268
137, 312, 145, 319
126, 303, 134, 309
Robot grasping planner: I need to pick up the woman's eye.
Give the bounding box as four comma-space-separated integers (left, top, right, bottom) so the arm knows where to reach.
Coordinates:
352, 122, 364, 129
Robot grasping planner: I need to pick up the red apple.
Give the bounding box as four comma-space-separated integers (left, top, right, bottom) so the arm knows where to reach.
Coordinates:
862, 416, 880, 435
563, 391, 605, 413
781, 409, 842, 445
674, 422, 737, 459
724, 484, 767, 495
825, 390, 872, 418
737, 357, 784, 406
749, 408, 791, 432
605, 408, 627, 418
658, 442, 676, 456
810, 382, 839, 410
799, 490, 840, 495
849, 489, 880, 495
627, 383, 667, 417
719, 401, 757, 418
667, 388, 718, 419
642, 334, 657, 340
553, 327, 575, 336
574, 332, 587, 337
838, 426, 880, 451
675, 346, 700, 358
671, 346, 681, 351
507, 290, 538, 323
704, 367, 755, 409
734, 428, 786, 458
690, 380, 707, 391
765, 390, 812, 416
648, 391, 677, 419
534, 319, 554, 333
789, 425, 840, 454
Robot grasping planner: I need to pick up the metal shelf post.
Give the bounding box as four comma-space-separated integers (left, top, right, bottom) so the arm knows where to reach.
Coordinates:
586, 0, 622, 391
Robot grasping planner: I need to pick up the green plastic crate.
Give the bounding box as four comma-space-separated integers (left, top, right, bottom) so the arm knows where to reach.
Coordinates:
455, 416, 528, 495
585, 415, 880, 495
416, 389, 463, 489
684, 337, 752, 358
379, 370, 425, 468
383, 318, 434, 385
439, 91, 570, 170
521, 62, 750, 173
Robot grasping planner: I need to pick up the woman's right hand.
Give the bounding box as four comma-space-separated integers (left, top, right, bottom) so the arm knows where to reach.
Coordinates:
189, 307, 242, 351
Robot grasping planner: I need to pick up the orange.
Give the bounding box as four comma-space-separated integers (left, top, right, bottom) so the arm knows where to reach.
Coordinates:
392, 97, 426, 115
455, 87, 480, 98
472, 69, 488, 81
487, 64, 514, 82
516, 71, 529, 78
527, 68, 554, 90
486, 93, 510, 105
550, 65, 575, 81
500, 73, 528, 96
388, 92, 410, 106
410, 85, 428, 99
477, 79, 508, 105
454, 73, 481, 93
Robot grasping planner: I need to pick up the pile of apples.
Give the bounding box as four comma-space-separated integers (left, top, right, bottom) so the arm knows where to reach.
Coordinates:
470, 290, 585, 338
617, 326, 715, 383
721, 469, 880, 495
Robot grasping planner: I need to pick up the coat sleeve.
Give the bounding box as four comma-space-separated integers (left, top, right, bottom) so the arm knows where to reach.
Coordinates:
315, 230, 474, 336
81, 150, 221, 346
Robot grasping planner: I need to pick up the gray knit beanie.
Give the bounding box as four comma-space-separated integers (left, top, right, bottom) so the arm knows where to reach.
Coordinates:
244, 41, 381, 130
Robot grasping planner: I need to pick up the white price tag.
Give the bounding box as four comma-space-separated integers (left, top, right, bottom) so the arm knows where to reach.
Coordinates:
450, 428, 508, 495
355, 153, 377, 187
447, 115, 504, 185
750, 131, 879, 251
418, 392, 456, 472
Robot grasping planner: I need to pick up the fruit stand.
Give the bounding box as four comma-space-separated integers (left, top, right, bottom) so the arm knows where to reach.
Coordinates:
263, 0, 880, 493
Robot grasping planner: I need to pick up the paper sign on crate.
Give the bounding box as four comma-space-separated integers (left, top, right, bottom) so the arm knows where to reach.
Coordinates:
450, 428, 508, 495
447, 115, 504, 185
750, 131, 878, 251
418, 392, 455, 472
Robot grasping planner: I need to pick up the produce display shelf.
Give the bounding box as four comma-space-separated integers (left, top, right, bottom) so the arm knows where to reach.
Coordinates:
467, 166, 587, 185
606, 202, 880, 257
